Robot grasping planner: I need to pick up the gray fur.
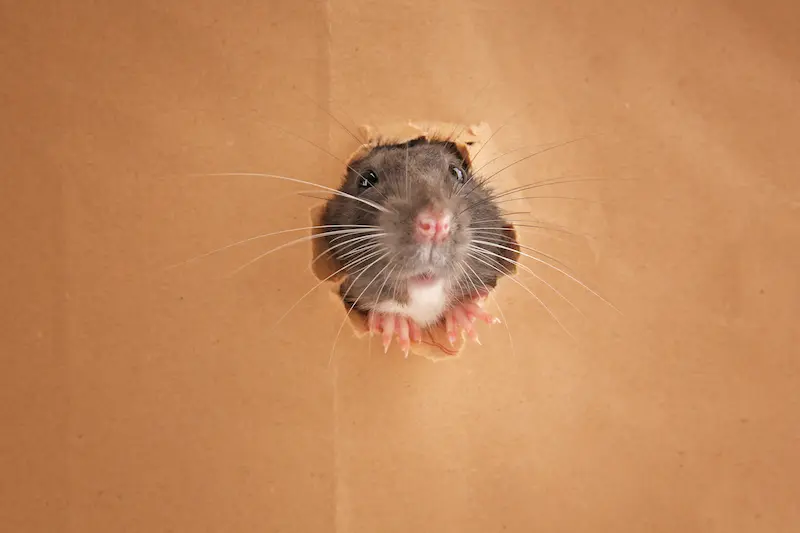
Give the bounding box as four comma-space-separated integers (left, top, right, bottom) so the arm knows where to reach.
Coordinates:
320, 138, 519, 317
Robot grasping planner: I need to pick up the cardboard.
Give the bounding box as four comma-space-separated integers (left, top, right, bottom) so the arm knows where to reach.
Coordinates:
308, 120, 521, 361
3, 1, 800, 532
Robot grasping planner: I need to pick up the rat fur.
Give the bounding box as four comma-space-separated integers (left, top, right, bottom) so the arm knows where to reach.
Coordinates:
320, 136, 520, 330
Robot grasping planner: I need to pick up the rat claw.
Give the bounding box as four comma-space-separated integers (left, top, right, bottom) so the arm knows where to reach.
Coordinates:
444, 311, 457, 346
381, 315, 395, 353
396, 316, 411, 355
443, 298, 500, 347
367, 312, 379, 336
453, 306, 480, 344
409, 320, 422, 344
366, 312, 422, 356
463, 301, 497, 325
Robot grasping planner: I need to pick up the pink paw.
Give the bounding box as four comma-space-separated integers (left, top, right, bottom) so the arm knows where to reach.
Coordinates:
368, 312, 423, 357
443, 293, 500, 346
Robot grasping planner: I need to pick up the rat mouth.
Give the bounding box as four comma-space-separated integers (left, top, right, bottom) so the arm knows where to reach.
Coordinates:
407, 270, 442, 286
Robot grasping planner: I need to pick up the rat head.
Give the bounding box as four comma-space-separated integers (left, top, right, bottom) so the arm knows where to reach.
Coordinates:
322, 137, 507, 285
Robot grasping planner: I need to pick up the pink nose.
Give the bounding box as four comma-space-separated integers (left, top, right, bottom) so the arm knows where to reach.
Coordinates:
416, 209, 452, 242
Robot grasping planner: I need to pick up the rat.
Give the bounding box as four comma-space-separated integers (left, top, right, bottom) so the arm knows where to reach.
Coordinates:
320, 136, 520, 355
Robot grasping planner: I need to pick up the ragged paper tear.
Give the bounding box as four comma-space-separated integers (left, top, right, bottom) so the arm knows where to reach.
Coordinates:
309, 120, 521, 361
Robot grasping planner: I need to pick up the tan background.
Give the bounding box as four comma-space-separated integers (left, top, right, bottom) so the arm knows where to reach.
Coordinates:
2, 0, 799, 531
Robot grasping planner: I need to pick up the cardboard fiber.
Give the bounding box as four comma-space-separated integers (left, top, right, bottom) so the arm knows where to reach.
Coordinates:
309, 120, 521, 361
2, 1, 800, 532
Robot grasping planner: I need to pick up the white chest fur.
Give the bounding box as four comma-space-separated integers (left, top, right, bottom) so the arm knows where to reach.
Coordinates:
373, 279, 449, 327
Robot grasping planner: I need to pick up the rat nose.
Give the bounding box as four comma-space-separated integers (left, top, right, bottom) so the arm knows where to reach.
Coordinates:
415, 208, 452, 243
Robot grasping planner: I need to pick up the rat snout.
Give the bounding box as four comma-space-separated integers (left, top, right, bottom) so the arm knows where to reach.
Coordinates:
415, 206, 452, 243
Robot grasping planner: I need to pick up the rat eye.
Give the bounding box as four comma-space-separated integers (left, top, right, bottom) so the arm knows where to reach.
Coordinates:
449, 165, 466, 183
358, 170, 379, 188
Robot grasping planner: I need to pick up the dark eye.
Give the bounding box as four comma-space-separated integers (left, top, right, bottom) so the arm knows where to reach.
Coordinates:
358, 170, 378, 188
449, 165, 465, 183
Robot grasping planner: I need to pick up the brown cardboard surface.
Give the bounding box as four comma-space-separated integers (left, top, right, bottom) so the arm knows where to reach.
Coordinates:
2, 1, 799, 532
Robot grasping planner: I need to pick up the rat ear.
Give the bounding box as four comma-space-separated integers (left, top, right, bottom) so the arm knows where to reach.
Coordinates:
441, 140, 472, 170
404, 136, 429, 149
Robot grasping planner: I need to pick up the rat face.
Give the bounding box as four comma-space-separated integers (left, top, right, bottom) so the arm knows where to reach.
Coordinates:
322, 138, 510, 291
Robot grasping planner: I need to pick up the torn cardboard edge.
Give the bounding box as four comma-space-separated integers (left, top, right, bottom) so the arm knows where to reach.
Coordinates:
309, 120, 521, 361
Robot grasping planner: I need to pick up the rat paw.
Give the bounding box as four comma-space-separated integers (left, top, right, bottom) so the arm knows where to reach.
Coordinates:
443, 295, 500, 346
368, 311, 423, 357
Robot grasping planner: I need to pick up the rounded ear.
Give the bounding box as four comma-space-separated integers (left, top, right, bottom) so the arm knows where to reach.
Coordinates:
440, 140, 473, 170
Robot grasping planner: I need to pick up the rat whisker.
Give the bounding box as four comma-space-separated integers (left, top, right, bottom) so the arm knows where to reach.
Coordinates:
476, 135, 594, 188
390, 265, 403, 302
446, 80, 492, 143
460, 160, 604, 210
504, 220, 588, 237
291, 191, 379, 207
470, 214, 582, 233
405, 142, 410, 203
259, 121, 385, 202
470, 221, 561, 232
470, 224, 572, 245
451, 264, 470, 301
454, 261, 473, 298
328, 234, 386, 258
470, 238, 619, 313
166, 224, 381, 269
506, 227, 573, 243
322, 232, 386, 263
327, 231, 369, 245
468, 99, 537, 165
478, 176, 579, 199
262, 121, 368, 179
455, 260, 488, 303
284, 191, 404, 214
469, 245, 584, 317
312, 238, 386, 273
471, 137, 588, 177
491, 195, 605, 207
460, 260, 516, 357
471, 145, 528, 174
336, 241, 387, 263
310, 93, 365, 147
343, 252, 388, 279
271, 189, 330, 203
349, 203, 384, 217
471, 220, 585, 240
478, 175, 626, 204
226, 228, 383, 277
466, 250, 573, 339
461, 132, 589, 197
329, 252, 396, 366
469, 214, 559, 227
274, 247, 386, 327
458, 174, 606, 217
497, 210, 532, 218
192, 172, 391, 214
323, 227, 384, 247
468, 229, 575, 271
368, 264, 398, 355
291, 87, 365, 146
